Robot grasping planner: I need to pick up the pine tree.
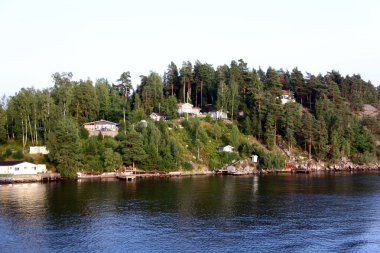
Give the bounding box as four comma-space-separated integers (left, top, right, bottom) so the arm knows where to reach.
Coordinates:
0, 105, 7, 143
302, 112, 315, 159
121, 130, 146, 169
264, 113, 276, 150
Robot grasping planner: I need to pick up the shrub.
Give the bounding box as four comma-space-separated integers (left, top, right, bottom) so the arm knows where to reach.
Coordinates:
12, 150, 24, 159
182, 161, 193, 171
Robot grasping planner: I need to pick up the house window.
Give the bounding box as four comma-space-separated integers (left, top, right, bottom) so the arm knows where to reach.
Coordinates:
33, 167, 36, 170
24, 167, 27, 170
15, 167, 19, 171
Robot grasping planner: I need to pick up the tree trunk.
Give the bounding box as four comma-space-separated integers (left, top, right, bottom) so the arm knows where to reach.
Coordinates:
123, 106, 126, 135
201, 80, 203, 107
309, 137, 312, 160
187, 80, 191, 103
195, 82, 198, 107
183, 80, 186, 103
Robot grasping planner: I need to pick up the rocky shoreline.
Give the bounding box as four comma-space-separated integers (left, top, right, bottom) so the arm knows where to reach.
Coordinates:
1, 163, 379, 185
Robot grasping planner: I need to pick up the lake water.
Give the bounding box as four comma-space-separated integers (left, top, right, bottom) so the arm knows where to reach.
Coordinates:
1, 173, 380, 252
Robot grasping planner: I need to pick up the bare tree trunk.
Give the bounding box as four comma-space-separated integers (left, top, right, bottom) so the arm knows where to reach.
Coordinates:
183, 80, 186, 103
28, 115, 34, 145
171, 81, 174, 96
201, 80, 203, 107
195, 82, 198, 107
187, 80, 191, 103
123, 106, 126, 135
309, 137, 312, 160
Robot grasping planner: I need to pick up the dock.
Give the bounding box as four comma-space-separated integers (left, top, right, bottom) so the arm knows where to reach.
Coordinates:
116, 172, 136, 181
292, 168, 310, 174
39, 173, 61, 181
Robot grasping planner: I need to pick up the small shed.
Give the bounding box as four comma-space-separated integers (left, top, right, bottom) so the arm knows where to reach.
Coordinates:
150, 112, 166, 121
251, 155, 258, 163
29, 146, 50, 155
218, 145, 234, 153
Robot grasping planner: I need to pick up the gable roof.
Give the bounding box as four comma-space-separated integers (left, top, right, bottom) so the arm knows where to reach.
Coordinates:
150, 112, 165, 116
218, 145, 234, 149
177, 102, 193, 107
0, 161, 26, 166
83, 120, 119, 126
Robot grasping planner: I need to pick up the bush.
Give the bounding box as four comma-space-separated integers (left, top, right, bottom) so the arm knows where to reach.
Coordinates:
12, 150, 24, 159
5, 148, 12, 157
182, 161, 193, 171
79, 127, 89, 139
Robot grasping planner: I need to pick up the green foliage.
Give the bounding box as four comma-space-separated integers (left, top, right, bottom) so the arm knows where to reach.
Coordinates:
47, 117, 82, 176
1, 61, 379, 173
0, 105, 7, 143
103, 148, 123, 172
121, 130, 146, 168
12, 150, 24, 159
79, 127, 89, 139
182, 161, 193, 171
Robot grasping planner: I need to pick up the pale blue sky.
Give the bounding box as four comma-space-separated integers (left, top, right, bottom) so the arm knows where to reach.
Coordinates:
0, 0, 379, 96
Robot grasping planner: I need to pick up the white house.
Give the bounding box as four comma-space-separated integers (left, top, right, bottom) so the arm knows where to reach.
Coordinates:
280, 90, 295, 104
177, 103, 201, 116
150, 113, 167, 121
83, 120, 119, 137
202, 104, 228, 120
0, 161, 47, 175
251, 155, 259, 163
209, 110, 228, 120
218, 145, 234, 153
29, 146, 49, 155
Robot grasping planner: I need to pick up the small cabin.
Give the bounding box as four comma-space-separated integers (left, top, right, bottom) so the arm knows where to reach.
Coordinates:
177, 103, 201, 116
202, 104, 227, 120
0, 161, 47, 175
280, 90, 295, 104
218, 145, 234, 153
150, 113, 167, 121
251, 155, 258, 163
83, 120, 119, 137
209, 110, 228, 120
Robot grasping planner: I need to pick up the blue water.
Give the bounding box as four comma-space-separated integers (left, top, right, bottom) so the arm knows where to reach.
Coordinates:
1, 173, 380, 252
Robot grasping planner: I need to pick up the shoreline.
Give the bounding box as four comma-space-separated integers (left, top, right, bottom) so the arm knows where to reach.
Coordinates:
1, 166, 379, 185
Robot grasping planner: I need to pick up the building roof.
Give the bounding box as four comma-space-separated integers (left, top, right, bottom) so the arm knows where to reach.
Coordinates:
176, 102, 193, 107
218, 145, 234, 149
83, 120, 119, 126
150, 112, 165, 116
0, 161, 25, 166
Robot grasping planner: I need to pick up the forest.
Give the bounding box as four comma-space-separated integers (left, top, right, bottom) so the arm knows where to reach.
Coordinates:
0, 59, 379, 176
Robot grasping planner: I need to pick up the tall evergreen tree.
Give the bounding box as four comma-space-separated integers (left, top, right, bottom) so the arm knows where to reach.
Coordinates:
47, 117, 82, 176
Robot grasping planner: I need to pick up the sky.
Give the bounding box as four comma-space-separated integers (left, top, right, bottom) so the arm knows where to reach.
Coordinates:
0, 0, 379, 96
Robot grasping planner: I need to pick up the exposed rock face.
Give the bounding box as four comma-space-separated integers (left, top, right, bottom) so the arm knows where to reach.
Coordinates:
221, 159, 259, 174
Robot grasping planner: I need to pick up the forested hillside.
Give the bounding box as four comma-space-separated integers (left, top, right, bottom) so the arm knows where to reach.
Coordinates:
0, 60, 379, 176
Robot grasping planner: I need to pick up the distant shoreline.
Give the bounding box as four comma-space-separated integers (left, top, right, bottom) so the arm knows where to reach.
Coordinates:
1, 166, 379, 185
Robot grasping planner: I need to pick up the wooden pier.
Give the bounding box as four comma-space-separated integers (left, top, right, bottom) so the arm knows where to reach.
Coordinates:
39, 173, 61, 181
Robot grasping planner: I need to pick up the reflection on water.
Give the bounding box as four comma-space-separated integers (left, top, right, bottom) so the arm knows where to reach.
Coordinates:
1, 173, 380, 252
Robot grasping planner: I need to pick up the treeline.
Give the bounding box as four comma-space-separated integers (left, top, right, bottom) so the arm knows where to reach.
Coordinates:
0, 60, 379, 176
